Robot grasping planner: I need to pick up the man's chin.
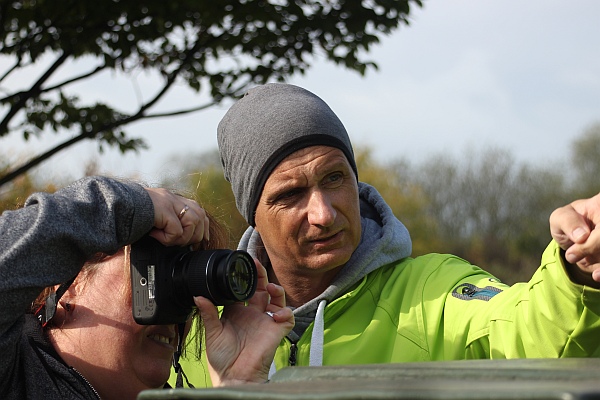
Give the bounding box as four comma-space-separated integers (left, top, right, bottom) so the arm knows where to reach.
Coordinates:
305, 251, 352, 271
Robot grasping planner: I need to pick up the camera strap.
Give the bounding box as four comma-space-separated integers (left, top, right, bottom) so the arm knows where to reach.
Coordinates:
34, 276, 77, 327
173, 322, 195, 388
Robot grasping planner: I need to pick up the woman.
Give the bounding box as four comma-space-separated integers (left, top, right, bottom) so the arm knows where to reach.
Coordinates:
0, 176, 293, 399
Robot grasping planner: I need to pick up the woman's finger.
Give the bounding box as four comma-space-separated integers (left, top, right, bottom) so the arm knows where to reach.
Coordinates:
264, 283, 293, 323
179, 202, 209, 243
265, 282, 286, 309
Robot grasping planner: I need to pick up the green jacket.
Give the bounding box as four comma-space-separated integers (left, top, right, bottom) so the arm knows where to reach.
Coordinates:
273, 241, 600, 368
172, 240, 600, 388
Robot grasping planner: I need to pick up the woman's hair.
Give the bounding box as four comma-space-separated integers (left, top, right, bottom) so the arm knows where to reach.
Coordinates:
31, 210, 229, 361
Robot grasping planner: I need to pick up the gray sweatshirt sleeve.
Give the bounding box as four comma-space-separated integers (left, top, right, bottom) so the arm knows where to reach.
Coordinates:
0, 176, 154, 373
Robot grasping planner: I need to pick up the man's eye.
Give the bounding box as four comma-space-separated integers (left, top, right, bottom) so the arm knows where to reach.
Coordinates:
276, 190, 300, 202
325, 173, 343, 186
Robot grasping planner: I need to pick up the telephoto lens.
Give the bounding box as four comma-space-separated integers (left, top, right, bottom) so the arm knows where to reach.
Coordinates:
174, 248, 257, 306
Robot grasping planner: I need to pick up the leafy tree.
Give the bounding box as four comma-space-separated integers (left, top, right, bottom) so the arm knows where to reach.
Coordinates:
0, 0, 422, 187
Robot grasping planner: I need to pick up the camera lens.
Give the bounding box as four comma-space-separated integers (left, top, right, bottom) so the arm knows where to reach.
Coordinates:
228, 256, 253, 298
174, 249, 257, 306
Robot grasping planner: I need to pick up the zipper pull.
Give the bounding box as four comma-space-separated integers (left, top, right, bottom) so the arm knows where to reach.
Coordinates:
289, 342, 298, 366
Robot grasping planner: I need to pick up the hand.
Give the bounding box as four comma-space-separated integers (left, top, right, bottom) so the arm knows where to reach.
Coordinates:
145, 188, 210, 246
196, 260, 294, 386
549, 193, 600, 285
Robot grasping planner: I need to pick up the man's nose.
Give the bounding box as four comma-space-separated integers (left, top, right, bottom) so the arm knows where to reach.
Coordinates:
307, 191, 336, 227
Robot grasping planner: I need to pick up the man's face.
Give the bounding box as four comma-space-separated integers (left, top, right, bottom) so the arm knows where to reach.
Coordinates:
254, 145, 361, 277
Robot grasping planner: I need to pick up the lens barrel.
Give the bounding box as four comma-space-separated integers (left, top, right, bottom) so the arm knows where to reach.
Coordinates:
175, 249, 257, 305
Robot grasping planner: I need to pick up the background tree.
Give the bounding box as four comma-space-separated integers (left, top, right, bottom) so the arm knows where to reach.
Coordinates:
410, 147, 568, 284
0, 0, 422, 187
569, 122, 600, 198
355, 148, 443, 256
0, 153, 60, 212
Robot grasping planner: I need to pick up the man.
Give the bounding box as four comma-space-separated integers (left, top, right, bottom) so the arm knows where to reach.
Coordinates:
175, 83, 600, 386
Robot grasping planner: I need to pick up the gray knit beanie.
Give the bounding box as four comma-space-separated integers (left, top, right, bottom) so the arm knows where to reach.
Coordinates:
217, 83, 358, 226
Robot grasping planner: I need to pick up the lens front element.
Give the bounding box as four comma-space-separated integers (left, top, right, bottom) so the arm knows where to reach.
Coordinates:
227, 255, 254, 299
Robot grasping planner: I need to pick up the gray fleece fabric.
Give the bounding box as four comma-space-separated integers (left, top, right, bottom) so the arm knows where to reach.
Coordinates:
238, 182, 412, 340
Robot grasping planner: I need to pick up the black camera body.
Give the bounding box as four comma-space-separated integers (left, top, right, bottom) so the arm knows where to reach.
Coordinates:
130, 236, 257, 325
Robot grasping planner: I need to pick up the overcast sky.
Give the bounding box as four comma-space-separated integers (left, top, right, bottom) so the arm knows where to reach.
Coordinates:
3, 0, 600, 186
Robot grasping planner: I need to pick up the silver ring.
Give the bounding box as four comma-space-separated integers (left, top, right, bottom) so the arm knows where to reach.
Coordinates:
178, 204, 189, 219
265, 311, 275, 319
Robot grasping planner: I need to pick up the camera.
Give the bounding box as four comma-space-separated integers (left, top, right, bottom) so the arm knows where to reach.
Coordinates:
130, 236, 257, 325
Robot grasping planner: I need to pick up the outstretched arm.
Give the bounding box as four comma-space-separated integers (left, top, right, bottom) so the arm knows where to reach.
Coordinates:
195, 260, 294, 386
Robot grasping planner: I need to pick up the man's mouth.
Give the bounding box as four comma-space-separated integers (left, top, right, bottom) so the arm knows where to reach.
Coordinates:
310, 230, 341, 244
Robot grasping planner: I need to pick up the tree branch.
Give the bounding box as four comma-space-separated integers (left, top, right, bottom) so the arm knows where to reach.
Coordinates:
0, 107, 147, 187
144, 101, 219, 119
0, 57, 23, 86
0, 51, 70, 136
0, 63, 187, 187
137, 42, 206, 115
0, 37, 224, 187
0, 63, 107, 104
144, 77, 251, 119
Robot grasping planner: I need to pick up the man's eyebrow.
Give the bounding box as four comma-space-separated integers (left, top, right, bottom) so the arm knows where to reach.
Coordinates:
273, 181, 303, 194
317, 159, 352, 173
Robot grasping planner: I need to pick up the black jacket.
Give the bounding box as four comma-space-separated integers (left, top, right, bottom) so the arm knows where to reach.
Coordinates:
1, 315, 100, 399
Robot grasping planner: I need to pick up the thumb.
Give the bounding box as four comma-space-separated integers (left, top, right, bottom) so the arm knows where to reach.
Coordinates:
194, 296, 221, 337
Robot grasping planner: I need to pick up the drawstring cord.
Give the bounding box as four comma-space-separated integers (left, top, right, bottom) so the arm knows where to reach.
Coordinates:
269, 299, 327, 378
268, 360, 277, 379
309, 299, 327, 366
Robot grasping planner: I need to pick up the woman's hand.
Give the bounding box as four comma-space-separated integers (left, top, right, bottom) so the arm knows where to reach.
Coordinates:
145, 188, 209, 246
195, 260, 294, 386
